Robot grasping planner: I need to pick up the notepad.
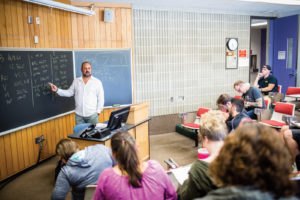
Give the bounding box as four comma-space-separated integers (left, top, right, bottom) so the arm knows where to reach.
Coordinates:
170, 164, 192, 185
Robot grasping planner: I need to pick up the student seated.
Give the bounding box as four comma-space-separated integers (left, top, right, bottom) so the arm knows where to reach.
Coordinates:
177, 110, 228, 200
51, 139, 115, 200
93, 131, 177, 200
225, 98, 250, 132
197, 123, 297, 200
216, 94, 232, 112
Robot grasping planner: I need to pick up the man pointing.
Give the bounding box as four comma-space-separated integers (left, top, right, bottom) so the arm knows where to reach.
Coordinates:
50, 62, 104, 124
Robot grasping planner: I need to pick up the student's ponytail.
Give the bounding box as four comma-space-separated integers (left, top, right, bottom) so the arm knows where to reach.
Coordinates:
111, 132, 142, 187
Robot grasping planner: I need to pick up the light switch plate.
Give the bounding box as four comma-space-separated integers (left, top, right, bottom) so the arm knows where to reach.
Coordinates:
34, 36, 39, 44
28, 16, 32, 24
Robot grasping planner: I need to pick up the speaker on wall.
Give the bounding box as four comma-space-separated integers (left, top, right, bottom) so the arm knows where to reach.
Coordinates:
104, 9, 114, 22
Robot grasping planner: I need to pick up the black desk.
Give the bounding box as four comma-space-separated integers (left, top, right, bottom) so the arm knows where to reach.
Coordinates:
68, 118, 151, 160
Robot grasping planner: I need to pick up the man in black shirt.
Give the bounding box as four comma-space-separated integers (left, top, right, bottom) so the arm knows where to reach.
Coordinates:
225, 98, 249, 132
234, 80, 266, 119
253, 65, 278, 95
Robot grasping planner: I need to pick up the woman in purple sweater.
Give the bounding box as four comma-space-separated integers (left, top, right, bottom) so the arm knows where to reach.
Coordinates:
93, 131, 177, 200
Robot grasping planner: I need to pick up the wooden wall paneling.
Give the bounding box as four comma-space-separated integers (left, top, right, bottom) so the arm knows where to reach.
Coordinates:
115, 8, 122, 48
21, 129, 30, 168
110, 8, 117, 48
27, 4, 35, 47
32, 5, 40, 48
77, 14, 84, 48
11, 0, 20, 47
40, 122, 48, 158
0, 136, 7, 180
10, 132, 19, 174
16, 1, 25, 47
3, 134, 13, 176
126, 9, 132, 48
65, 11, 72, 48
99, 8, 107, 48
21, 2, 31, 47
121, 9, 127, 47
82, 15, 90, 48
135, 122, 149, 161
71, 13, 79, 48
15, 130, 25, 170
88, 11, 96, 48
41, 7, 49, 48
105, 13, 112, 48
95, 8, 101, 48
0, 0, 7, 47
55, 9, 62, 48
49, 119, 56, 155
36, 5, 45, 47
4, 0, 13, 47
26, 127, 35, 165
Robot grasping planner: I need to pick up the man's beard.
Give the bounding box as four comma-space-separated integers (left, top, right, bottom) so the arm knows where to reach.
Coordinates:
83, 72, 91, 77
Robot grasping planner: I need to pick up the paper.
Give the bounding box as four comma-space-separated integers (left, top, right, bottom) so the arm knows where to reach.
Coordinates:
170, 164, 192, 185
278, 51, 286, 60
96, 123, 107, 129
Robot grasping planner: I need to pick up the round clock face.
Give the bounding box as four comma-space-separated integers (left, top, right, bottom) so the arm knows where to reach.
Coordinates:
227, 38, 238, 51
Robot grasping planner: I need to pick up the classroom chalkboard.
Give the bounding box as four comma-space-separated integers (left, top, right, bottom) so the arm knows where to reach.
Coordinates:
74, 50, 132, 106
0, 50, 75, 135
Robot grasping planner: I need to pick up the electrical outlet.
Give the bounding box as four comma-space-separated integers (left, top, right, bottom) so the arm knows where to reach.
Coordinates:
36, 17, 40, 24
35, 134, 45, 144
28, 16, 32, 24
35, 136, 41, 144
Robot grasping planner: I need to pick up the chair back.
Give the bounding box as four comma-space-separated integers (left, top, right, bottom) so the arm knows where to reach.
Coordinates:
264, 99, 270, 110
84, 185, 97, 200
196, 108, 210, 117
277, 85, 282, 93
286, 87, 300, 95
194, 108, 210, 124
73, 123, 92, 133
271, 102, 295, 122
234, 95, 242, 99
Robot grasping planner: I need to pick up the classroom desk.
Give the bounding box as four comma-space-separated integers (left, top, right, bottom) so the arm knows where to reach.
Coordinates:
68, 118, 151, 161
286, 94, 300, 101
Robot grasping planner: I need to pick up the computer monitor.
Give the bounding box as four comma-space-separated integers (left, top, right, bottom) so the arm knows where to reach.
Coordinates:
107, 106, 131, 130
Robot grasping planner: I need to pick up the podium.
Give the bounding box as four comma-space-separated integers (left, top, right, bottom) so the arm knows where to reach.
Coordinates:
69, 102, 150, 161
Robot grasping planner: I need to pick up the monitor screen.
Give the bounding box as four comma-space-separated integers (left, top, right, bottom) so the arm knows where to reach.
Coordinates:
107, 106, 131, 130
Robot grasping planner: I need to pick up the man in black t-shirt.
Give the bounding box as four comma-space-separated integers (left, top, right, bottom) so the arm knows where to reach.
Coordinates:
253, 65, 278, 95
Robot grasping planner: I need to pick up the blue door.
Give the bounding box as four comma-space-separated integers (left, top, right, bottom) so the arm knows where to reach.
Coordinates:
272, 15, 298, 94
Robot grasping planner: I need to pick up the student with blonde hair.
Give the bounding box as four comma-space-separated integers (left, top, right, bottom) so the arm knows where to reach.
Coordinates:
52, 139, 115, 200
198, 123, 297, 199
177, 110, 228, 200
93, 131, 177, 200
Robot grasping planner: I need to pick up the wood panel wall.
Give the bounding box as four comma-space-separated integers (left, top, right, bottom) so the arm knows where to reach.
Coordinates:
0, 0, 133, 181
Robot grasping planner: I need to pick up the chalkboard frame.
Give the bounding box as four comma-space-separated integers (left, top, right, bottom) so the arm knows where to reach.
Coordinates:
0, 48, 76, 136
0, 48, 134, 136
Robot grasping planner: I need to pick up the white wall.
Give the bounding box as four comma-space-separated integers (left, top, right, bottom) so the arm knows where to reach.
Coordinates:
250, 29, 261, 70
133, 9, 250, 116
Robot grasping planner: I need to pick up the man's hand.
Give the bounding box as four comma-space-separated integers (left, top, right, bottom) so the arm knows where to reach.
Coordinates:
257, 73, 263, 79
49, 83, 58, 92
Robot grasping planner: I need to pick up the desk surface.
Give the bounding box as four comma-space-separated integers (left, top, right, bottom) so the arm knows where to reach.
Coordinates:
68, 118, 151, 142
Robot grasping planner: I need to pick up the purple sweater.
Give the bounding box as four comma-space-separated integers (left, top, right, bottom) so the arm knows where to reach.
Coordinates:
93, 160, 177, 200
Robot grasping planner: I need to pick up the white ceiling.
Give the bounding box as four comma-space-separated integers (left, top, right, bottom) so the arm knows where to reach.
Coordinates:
75, 0, 300, 17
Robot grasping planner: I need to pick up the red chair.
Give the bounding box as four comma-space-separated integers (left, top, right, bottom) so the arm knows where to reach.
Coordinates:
260, 102, 295, 128
277, 85, 282, 93
286, 87, 300, 95
234, 95, 242, 99
181, 107, 210, 147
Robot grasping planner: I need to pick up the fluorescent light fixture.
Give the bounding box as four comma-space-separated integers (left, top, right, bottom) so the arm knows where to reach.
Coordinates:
23, 0, 95, 16
251, 22, 268, 27
240, 0, 300, 6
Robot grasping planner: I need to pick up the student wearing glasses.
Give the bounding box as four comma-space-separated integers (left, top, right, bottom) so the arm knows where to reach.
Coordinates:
233, 80, 266, 120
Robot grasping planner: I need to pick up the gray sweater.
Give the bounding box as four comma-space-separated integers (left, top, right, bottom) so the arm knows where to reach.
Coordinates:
51, 144, 115, 200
